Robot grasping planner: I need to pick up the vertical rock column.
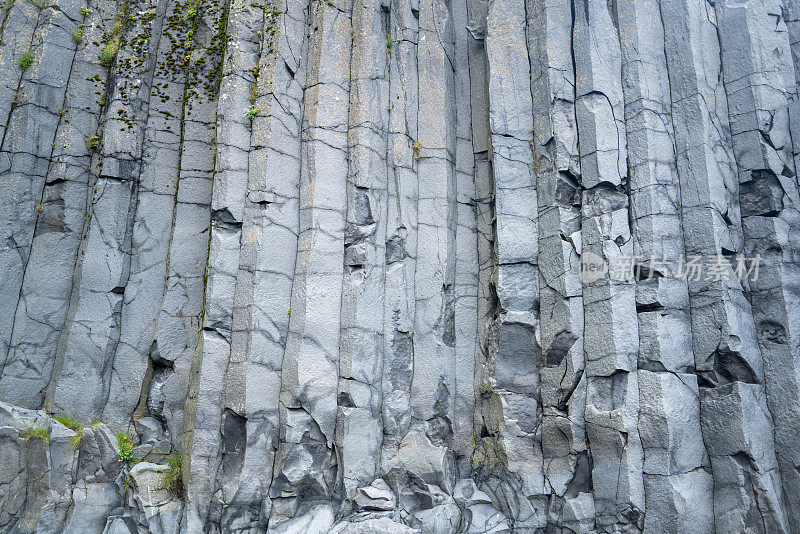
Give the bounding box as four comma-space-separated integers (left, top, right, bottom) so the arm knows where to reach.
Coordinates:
715, 0, 800, 527
0, 0, 109, 407
101, 0, 194, 435
209, 0, 265, 528
379, 0, 460, 510
380, 0, 418, 477
270, 0, 351, 521
335, 0, 388, 502
409, 0, 457, 455
787, 0, 800, 94
572, 0, 644, 530
0, 0, 48, 389
48, 0, 168, 421
660, 0, 790, 531
218, 0, 309, 526
155, 0, 226, 452
451, 0, 478, 467
0, 0, 72, 396
615, 1, 712, 531
466, 0, 492, 469
528, 0, 592, 530
481, 0, 545, 528
180, 0, 256, 528
0, 0, 43, 151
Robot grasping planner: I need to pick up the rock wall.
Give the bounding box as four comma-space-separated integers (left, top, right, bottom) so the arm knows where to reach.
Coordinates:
0, 0, 799, 531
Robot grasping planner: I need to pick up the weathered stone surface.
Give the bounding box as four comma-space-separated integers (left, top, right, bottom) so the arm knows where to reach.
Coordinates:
270, 503, 334, 533
0, 0, 797, 532
331, 516, 418, 533
354, 479, 396, 511
130, 462, 183, 534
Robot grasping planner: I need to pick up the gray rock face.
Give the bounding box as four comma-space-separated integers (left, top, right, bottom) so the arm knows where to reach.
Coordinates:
0, 0, 798, 532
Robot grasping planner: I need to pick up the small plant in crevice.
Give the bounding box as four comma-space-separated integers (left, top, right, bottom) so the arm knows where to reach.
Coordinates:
246, 107, 258, 121
73, 30, 83, 43
386, 32, 392, 52
81, 5, 91, 15
163, 453, 184, 498
184, 28, 194, 51
70, 420, 103, 450
99, 1, 126, 68
412, 139, 422, 160
53, 414, 80, 431
99, 44, 117, 67
116, 432, 135, 462
70, 428, 84, 449
187, 7, 196, 17
17, 51, 33, 71
22, 425, 51, 442
86, 134, 101, 151
120, 471, 134, 492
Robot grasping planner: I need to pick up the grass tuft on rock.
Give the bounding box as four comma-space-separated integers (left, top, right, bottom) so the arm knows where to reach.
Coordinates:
116, 433, 135, 462
53, 414, 80, 431
22, 425, 50, 442
70, 429, 83, 449
70, 420, 102, 449
163, 453, 184, 498
17, 51, 33, 71
99, 44, 118, 67
99, 1, 127, 68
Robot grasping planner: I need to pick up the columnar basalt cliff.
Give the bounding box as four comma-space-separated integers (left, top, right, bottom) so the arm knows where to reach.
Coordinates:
0, 0, 798, 532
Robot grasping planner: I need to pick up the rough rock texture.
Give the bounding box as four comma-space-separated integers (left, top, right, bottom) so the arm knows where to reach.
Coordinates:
0, 0, 798, 531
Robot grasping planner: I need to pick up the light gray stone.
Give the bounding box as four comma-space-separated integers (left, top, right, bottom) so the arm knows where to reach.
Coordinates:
331, 516, 419, 533
465, 503, 510, 534
0, 0, 796, 532
270, 504, 335, 534
354, 479, 396, 511
129, 462, 182, 534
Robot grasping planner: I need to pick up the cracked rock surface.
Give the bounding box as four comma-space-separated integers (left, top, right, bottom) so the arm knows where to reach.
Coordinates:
0, 0, 799, 531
